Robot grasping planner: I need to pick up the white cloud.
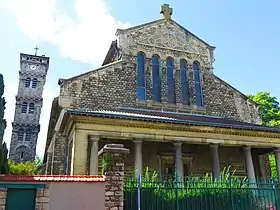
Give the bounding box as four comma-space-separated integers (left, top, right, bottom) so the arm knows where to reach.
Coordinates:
2, 0, 131, 65
2, 0, 131, 158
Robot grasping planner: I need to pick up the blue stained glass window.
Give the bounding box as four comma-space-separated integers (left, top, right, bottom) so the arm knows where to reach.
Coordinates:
166, 57, 175, 104
137, 52, 146, 100
180, 59, 190, 105
152, 55, 161, 102
193, 61, 203, 107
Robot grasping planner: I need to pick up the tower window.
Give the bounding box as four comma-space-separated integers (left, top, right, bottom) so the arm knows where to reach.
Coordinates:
31, 78, 38, 88
28, 103, 35, 114
25, 78, 31, 88
25, 129, 32, 141
21, 102, 28, 113
137, 52, 146, 100
152, 55, 161, 102
166, 57, 176, 104
18, 129, 24, 141
193, 61, 203, 107
20, 151, 24, 161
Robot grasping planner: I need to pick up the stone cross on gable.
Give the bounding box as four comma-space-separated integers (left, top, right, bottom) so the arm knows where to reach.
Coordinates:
160, 4, 173, 20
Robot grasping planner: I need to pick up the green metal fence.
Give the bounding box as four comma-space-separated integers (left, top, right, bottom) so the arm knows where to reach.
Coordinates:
124, 177, 280, 210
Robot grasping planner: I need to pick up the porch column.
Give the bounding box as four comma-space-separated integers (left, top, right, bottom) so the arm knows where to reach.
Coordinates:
174, 142, 184, 180
210, 144, 220, 179
243, 146, 256, 181
89, 135, 99, 175
134, 140, 143, 177
274, 148, 280, 181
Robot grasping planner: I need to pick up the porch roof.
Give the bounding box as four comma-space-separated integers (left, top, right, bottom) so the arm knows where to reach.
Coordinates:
66, 108, 280, 133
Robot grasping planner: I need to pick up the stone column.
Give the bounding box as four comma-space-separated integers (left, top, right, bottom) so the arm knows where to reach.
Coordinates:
89, 135, 99, 175
98, 144, 129, 210
134, 140, 143, 178
210, 144, 220, 179
243, 146, 256, 181
274, 148, 280, 181
174, 142, 184, 180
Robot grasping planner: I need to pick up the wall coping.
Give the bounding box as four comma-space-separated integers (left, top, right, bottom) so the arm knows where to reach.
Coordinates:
0, 175, 105, 182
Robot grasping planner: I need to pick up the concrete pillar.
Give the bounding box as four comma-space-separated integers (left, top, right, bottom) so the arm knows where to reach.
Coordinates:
274, 148, 280, 181
134, 140, 143, 178
173, 142, 184, 180
243, 146, 256, 181
210, 144, 220, 179
89, 135, 99, 175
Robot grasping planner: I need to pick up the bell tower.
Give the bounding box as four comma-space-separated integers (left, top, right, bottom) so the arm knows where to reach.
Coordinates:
9, 49, 50, 162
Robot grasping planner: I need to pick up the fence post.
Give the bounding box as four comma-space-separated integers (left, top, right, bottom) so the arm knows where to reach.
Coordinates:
137, 174, 141, 210
272, 178, 279, 209
228, 168, 234, 210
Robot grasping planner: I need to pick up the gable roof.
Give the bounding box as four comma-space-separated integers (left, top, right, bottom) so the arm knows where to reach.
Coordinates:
116, 18, 215, 50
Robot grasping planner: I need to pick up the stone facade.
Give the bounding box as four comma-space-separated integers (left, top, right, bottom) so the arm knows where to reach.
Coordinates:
9, 53, 50, 162
36, 188, 50, 210
58, 19, 260, 124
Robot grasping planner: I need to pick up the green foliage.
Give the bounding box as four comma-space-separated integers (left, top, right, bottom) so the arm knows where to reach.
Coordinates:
8, 160, 40, 175
101, 154, 114, 175
124, 167, 265, 209
0, 74, 6, 144
248, 92, 280, 178
248, 92, 280, 127
8, 155, 44, 175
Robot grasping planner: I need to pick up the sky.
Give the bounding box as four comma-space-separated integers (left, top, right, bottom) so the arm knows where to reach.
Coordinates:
0, 0, 280, 158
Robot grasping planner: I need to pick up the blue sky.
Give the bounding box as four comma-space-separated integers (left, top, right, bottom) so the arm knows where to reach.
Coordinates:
0, 0, 279, 157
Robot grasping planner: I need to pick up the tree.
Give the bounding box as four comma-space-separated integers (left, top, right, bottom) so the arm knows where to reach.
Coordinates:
247, 92, 280, 127
0, 74, 6, 145
248, 92, 280, 178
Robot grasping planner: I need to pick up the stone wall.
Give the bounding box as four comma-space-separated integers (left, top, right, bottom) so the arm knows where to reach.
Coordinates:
57, 19, 261, 124
36, 188, 50, 210
0, 188, 6, 209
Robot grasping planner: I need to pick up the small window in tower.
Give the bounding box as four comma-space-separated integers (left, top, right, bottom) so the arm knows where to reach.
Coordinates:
25, 129, 31, 141
28, 103, 35, 114
20, 152, 24, 161
21, 102, 28, 113
18, 129, 24, 141
25, 78, 31, 88
32, 78, 37, 88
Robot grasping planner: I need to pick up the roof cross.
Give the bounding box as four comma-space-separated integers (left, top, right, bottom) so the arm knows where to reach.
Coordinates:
160, 4, 173, 20
34, 46, 39, 56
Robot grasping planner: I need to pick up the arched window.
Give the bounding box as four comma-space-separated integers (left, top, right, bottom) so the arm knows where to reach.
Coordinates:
166, 57, 175, 104
137, 52, 146, 100
152, 55, 161, 102
25, 78, 31, 88
180, 59, 190, 105
21, 102, 28, 113
193, 61, 203, 107
31, 78, 38, 88
28, 103, 35, 114
25, 129, 31, 141
18, 129, 24, 141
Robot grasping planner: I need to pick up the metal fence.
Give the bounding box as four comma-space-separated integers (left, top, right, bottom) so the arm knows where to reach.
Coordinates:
124, 176, 280, 210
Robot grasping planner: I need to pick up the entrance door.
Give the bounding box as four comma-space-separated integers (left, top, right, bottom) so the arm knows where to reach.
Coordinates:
5, 188, 36, 210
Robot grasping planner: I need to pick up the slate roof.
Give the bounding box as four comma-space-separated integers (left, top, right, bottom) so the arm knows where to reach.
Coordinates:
66, 108, 280, 133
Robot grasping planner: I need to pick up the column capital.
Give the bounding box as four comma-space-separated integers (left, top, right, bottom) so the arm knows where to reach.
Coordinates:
274, 148, 280, 155
210, 143, 219, 148
133, 139, 143, 143
88, 135, 99, 141
243, 145, 252, 151
173, 142, 183, 147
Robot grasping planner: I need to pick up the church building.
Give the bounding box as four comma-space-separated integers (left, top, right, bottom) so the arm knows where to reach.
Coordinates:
44, 4, 280, 180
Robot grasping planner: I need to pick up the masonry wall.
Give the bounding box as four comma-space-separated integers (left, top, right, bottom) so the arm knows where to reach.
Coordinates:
59, 56, 260, 124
